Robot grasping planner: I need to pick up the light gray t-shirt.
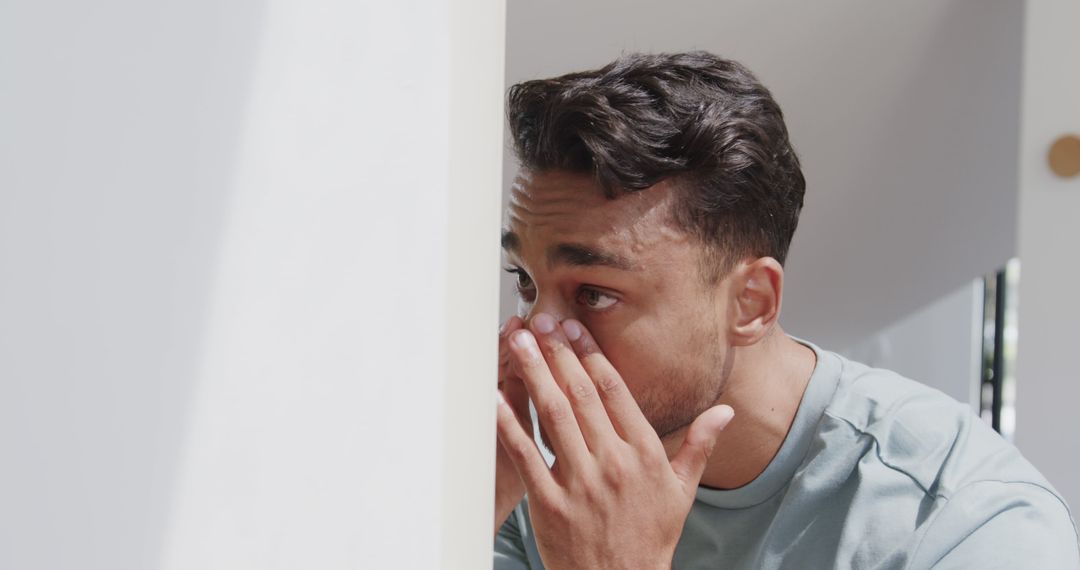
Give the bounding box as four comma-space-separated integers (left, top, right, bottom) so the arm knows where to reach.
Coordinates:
494, 341, 1080, 569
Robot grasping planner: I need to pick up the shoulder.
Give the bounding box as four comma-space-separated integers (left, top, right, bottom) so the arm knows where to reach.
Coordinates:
909, 479, 1080, 567
820, 351, 1055, 499
813, 352, 1079, 564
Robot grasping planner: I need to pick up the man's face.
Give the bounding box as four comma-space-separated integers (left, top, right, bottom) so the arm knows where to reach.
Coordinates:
502, 169, 735, 441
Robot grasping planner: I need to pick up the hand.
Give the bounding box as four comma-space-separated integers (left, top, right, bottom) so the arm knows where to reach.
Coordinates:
495, 314, 734, 569
494, 316, 535, 536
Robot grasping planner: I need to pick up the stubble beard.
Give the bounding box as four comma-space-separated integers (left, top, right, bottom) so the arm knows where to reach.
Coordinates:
640, 342, 732, 440
535, 339, 732, 457
533, 328, 734, 455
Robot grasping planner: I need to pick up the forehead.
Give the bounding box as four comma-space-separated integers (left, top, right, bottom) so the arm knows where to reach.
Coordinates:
506, 169, 689, 263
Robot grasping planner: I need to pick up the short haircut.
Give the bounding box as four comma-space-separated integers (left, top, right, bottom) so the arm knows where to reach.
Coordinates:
506, 51, 806, 281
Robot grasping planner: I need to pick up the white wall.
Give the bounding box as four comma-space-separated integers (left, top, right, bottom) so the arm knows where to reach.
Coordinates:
840, 281, 983, 410
0, 1, 503, 568
1013, 0, 1080, 511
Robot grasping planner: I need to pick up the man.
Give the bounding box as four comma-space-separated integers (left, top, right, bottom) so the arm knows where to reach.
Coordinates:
492, 52, 1079, 569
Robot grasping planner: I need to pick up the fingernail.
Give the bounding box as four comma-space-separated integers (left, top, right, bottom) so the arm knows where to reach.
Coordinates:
497, 390, 506, 407
532, 313, 556, 335
511, 330, 540, 359
562, 319, 583, 341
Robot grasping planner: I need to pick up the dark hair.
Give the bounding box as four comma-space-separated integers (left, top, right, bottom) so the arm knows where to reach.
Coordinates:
507, 51, 806, 280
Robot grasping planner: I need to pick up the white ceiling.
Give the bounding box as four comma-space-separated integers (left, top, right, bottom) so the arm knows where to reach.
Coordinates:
501, 0, 1023, 350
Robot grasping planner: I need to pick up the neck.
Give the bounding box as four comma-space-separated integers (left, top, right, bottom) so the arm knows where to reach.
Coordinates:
661, 327, 817, 490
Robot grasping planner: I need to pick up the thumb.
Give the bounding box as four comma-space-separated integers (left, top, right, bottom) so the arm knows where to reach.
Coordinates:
670, 405, 735, 490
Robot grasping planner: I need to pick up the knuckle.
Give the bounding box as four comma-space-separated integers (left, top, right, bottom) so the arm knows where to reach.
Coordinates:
600, 454, 630, 488
639, 441, 670, 468
594, 372, 622, 395
578, 473, 605, 501
628, 430, 659, 450
568, 380, 596, 402
537, 494, 569, 521
542, 337, 571, 356
509, 441, 533, 461
540, 400, 571, 424
517, 351, 544, 370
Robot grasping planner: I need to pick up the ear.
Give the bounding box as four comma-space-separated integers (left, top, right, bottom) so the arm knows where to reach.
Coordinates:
727, 257, 784, 346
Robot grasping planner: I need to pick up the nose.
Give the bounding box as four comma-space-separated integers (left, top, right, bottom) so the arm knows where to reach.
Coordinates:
522, 294, 572, 327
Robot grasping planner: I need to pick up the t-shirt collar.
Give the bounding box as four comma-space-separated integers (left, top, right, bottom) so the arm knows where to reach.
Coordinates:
694, 337, 841, 509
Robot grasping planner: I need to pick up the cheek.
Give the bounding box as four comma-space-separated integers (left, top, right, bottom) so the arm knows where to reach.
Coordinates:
596, 314, 719, 389
591, 322, 672, 392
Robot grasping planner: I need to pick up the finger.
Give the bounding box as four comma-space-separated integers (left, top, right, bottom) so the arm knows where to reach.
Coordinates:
508, 329, 591, 473
498, 316, 532, 431
500, 315, 524, 336
670, 405, 735, 491
496, 391, 557, 497
498, 316, 525, 385
560, 319, 655, 445
529, 313, 618, 453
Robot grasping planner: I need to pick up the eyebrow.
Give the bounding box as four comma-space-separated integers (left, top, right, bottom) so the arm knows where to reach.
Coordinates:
501, 229, 636, 271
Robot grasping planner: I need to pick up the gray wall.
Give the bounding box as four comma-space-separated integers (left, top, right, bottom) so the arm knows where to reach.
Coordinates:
500, 0, 1023, 353
840, 281, 983, 409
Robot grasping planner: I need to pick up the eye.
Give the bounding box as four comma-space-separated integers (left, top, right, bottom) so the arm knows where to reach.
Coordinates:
577, 287, 618, 311
503, 266, 534, 292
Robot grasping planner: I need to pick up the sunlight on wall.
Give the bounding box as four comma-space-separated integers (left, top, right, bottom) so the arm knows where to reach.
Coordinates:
159, 3, 453, 567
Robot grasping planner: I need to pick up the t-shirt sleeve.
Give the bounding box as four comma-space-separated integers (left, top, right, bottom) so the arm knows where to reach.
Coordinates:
909, 480, 1080, 569
494, 502, 532, 569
